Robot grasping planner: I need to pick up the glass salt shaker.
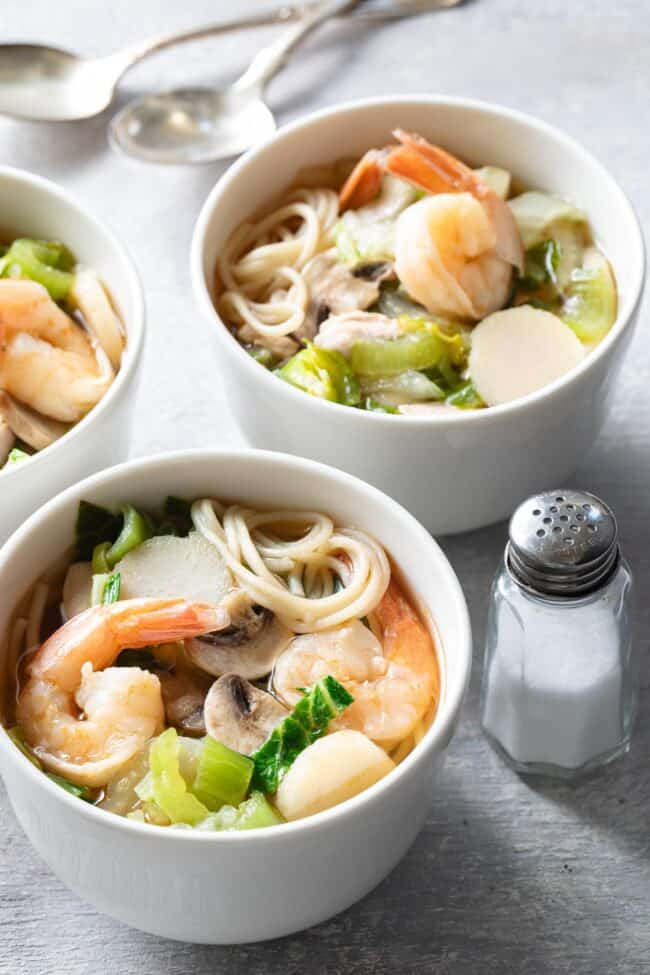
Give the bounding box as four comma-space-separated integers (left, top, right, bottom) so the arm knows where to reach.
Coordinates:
480, 489, 637, 778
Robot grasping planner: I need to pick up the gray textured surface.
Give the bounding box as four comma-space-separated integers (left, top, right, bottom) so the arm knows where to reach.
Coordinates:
1, 1, 649, 971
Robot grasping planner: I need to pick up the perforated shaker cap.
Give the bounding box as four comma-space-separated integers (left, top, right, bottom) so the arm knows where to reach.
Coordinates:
506, 489, 620, 597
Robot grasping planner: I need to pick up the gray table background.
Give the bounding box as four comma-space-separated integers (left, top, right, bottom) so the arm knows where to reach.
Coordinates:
1, 1, 648, 972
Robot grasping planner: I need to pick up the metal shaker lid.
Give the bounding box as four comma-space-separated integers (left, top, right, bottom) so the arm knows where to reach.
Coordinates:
507, 489, 619, 597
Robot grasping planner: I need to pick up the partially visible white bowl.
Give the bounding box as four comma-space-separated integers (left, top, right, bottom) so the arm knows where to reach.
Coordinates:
0, 167, 145, 543
191, 96, 645, 535
0, 449, 471, 943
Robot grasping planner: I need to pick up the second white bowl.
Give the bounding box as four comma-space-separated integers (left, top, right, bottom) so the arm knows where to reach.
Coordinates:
191, 96, 645, 535
0, 167, 145, 544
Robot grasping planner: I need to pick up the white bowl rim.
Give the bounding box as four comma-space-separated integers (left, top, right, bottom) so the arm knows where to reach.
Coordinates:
0, 447, 472, 843
191, 93, 646, 429
0, 165, 146, 482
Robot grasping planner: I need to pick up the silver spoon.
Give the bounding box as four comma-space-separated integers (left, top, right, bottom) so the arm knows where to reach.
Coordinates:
108, 0, 371, 164
0, 1, 462, 124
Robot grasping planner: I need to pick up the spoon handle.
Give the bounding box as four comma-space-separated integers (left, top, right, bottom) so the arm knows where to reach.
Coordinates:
231, 0, 363, 94
108, 1, 461, 78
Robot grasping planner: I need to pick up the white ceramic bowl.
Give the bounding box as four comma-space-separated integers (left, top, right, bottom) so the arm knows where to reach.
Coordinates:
0, 449, 470, 943
0, 167, 145, 543
191, 96, 645, 535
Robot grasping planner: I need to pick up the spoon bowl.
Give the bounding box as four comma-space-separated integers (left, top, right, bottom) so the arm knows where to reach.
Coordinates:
109, 88, 277, 164
0, 44, 119, 121
0, 2, 461, 124
110, 0, 363, 165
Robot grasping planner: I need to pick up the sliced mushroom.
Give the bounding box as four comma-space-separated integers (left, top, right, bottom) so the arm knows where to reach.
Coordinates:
68, 267, 125, 371
300, 252, 381, 340
186, 590, 292, 680
159, 667, 213, 737
204, 674, 288, 755
353, 261, 397, 284
0, 390, 68, 451
0, 407, 14, 466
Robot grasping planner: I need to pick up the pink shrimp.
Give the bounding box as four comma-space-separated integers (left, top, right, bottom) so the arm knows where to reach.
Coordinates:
16, 598, 229, 786
339, 130, 524, 320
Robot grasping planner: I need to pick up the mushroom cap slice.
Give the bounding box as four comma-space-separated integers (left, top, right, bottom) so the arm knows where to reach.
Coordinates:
69, 267, 125, 371
159, 667, 213, 737
204, 674, 288, 755
0, 390, 68, 451
186, 590, 293, 680
0, 409, 14, 466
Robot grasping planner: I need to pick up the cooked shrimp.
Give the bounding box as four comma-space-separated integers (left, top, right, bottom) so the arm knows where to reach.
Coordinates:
0, 279, 113, 422
16, 598, 229, 786
339, 130, 524, 321
0, 279, 94, 357
272, 578, 438, 743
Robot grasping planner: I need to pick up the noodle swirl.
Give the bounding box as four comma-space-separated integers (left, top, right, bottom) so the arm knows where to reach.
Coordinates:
191, 498, 390, 633
217, 187, 339, 341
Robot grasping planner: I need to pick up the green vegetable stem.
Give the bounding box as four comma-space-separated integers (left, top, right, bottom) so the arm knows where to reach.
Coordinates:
350, 321, 465, 378
105, 504, 151, 567
192, 737, 253, 811
90, 571, 121, 606
0, 238, 75, 301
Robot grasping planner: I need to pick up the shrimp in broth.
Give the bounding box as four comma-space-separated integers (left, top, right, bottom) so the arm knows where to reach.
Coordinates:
4, 495, 442, 828
0, 242, 125, 469
216, 128, 616, 413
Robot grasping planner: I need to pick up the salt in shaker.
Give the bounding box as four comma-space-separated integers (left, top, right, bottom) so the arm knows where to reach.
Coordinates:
480, 489, 637, 777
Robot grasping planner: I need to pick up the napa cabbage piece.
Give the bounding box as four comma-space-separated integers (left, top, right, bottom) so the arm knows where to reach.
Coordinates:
275, 342, 360, 405
509, 191, 588, 288
251, 675, 354, 793
446, 382, 485, 410
3, 447, 30, 468
473, 165, 511, 199
374, 286, 429, 320
146, 727, 210, 825
360, 369, 445, 406
520, 239, 562, 291
561, 247, 617, 344
335, 174, 419, 267
361, 397, 399, 414
195, 792, 284, 831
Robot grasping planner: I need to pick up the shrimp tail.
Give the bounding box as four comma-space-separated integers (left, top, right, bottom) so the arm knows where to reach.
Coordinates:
386, 130, 477, 196
108, 598, 229, 649
339, 149, 385, 211
31, 598, 229, 691
374, 579, 438, 684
